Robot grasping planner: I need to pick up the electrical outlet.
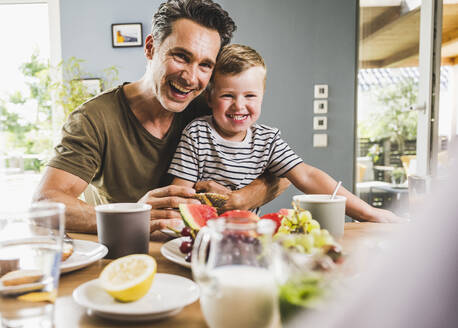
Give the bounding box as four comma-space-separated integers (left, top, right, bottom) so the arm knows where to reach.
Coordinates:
313, 116, 327, 130
314, 84, 328, 98
314, 100, 328, 114
313, 134, 328, 147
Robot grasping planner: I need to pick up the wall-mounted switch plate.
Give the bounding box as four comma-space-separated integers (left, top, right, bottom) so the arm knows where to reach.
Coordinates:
313, 116, 327, 130
313, 133, 328, 147
313, 100, 328, 114
314, 84, 328, 98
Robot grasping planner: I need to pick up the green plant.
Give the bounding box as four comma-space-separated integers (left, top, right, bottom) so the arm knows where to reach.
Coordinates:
0, 51, 119, 172
391, 167, 406, 185
52, 57, 118, 118
358, 78, 418, 155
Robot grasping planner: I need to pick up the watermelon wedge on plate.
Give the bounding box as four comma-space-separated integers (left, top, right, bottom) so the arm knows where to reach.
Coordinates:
178, 204, 218, 230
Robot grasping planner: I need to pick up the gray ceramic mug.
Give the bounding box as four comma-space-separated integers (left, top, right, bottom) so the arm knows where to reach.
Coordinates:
292, 194, 346, 239
95, 203, 151, 259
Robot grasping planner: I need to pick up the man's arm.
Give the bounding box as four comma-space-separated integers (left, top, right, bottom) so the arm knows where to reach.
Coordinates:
34, 167, 202, 233
195, 173, 291, 211
285, 163, 404, 223
33, 167, 96, 232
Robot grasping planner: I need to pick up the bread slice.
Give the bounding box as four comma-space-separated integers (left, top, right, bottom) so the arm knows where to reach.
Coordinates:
61, 242, 74, 262
194, 193, 229, 214
1, 269, 43, 286
205, 193, 229, 209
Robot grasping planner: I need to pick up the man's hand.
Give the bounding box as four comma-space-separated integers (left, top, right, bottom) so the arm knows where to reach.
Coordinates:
138, 185, 200, 232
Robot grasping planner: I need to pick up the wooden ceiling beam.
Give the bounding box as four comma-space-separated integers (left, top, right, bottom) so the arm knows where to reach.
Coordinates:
441, 28, 458, 57
441, 55, 458, 65
380, 44, 419, 67
361, 7, 419, 43
361, 6, 401, 40
359, 60, 384, 68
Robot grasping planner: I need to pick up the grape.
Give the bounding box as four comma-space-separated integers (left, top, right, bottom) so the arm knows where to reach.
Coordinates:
181, 226, 192, 237
307, 219, 320, 233
298, 211, 312, 224
179, 241, 192, 254
185, 252, 192, 262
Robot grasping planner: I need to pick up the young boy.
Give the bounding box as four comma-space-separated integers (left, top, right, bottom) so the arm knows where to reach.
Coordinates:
167, 44, 401, 223
168, 44, 305, 191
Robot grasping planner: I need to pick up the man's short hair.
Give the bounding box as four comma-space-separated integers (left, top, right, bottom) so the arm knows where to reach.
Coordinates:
152, 0, 236, 48
207, 44, 266, 92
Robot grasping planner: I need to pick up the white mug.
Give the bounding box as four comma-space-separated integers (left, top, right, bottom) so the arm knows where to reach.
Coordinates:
292, 194, 346, 239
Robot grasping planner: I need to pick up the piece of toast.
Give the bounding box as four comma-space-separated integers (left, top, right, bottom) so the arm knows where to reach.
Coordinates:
0, 269, 43, 286
61, 242, 74, 262
194, 193, 229, 214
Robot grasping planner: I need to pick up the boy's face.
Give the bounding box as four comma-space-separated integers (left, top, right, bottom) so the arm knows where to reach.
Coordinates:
208, 66, 265, 141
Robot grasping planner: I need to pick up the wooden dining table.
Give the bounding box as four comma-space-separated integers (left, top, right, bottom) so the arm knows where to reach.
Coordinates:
54, 222, 398, 328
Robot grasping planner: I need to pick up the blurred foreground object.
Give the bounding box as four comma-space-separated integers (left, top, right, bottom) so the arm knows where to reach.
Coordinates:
287, 146, 458, 328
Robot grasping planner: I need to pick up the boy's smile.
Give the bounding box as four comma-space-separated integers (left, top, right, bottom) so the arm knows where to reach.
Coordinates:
208, 66, 266, 141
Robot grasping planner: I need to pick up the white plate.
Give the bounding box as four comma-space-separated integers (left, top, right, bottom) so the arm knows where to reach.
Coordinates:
0, 276, 52, 296
60, 240, 108, 274
160, 237, 191, 268
73, 273, 199, 320
160, 228, 181, 238
160, 220, 185, 237
87, 307, 182, 322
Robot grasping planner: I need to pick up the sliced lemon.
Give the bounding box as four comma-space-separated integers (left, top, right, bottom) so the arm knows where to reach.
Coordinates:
18, 290, 57, 303
99, 254, 157, 302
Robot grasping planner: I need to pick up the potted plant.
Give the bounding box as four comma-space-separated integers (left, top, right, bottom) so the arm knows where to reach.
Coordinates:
391, 167, 406, 185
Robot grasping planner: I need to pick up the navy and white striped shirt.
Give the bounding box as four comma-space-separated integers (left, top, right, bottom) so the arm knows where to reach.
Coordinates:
168, 116, 303, 190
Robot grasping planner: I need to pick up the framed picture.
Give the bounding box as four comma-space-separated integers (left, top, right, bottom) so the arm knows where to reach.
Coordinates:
81, 78, 102, 95
111, 23, 143, 48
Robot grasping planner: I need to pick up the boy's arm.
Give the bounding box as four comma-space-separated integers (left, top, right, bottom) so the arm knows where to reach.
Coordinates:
171, 177, 195, 188
285, 163, 404, 223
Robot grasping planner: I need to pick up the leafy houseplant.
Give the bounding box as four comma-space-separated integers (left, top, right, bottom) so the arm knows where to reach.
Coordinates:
391, 167, 406, 185
0, 51, 118, 171
52, 57, 118, 118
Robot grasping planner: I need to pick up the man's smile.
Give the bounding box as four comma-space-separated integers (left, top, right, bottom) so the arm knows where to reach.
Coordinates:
169, 80, 194, 95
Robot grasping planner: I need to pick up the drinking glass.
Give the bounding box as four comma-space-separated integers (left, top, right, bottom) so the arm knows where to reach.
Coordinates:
0, 202, 65, 328
272, 234, 334, 324
192, 217, 278, 328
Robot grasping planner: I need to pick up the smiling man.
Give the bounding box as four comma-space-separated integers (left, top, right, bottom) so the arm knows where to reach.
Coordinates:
33, 0, 289, 233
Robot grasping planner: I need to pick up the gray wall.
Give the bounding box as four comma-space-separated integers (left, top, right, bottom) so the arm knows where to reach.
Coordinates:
60, 0, 159, 83
59, 0, 357, 213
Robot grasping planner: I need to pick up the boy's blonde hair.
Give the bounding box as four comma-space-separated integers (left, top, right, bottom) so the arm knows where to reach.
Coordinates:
207, 44, 266, 92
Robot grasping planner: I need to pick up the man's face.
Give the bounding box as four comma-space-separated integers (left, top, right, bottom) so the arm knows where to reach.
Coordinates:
208, 66, 265, 141
147, 19, 221, 113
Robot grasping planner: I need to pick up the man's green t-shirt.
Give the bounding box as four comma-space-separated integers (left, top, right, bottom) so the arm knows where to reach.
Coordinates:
48, 85, 209, 203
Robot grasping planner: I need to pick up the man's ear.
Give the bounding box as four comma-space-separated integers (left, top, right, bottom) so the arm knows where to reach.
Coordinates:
144, 35, 155, 60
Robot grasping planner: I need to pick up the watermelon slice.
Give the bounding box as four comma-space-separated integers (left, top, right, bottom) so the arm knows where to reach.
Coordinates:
179, 204, 218, 230
220, 210, 260, 221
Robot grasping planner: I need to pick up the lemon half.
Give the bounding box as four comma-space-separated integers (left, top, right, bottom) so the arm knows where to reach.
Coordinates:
99, 254, 157, 302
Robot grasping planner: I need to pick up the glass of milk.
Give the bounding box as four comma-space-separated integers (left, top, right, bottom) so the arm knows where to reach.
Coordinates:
192, 217, 279, 328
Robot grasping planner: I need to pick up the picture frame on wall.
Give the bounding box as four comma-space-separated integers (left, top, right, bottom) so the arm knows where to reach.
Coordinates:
111, 23, 143, 48
81, 78, 102, 95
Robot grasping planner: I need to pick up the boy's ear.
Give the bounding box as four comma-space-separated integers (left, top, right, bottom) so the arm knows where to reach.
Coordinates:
205, 89, 212, 107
